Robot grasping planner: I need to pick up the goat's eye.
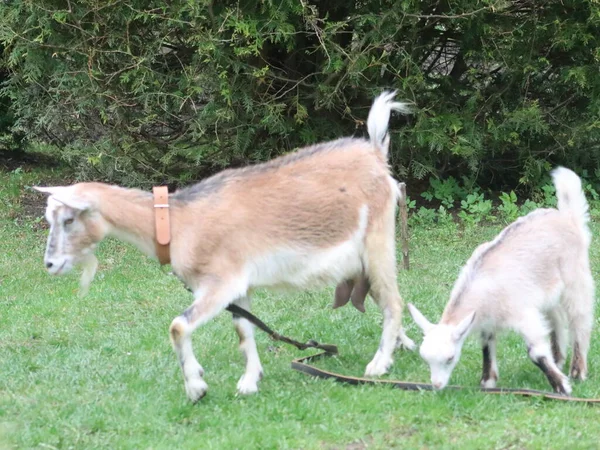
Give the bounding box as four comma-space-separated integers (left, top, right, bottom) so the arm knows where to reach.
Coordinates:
446, 356, 454, 365
64, 218, 74, 226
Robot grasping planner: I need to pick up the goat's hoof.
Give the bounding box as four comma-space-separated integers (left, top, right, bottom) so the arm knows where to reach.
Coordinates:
185, 378, 209, 403
236, 372, 262, 395
554, 378, 572, 396
570, 367, 586, 381
480, 378, 497, 389
365, 357, 391, 377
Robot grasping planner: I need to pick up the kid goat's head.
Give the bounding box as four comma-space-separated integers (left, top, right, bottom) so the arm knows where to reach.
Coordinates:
407, 303, 476, 390
34, 186, 103, 294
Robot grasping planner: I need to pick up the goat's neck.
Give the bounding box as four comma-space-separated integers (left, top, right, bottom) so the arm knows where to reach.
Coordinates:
85, 183, 160, 259
440, 297, 475, 326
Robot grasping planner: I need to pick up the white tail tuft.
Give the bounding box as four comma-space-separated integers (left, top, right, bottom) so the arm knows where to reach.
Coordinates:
367, 91, 412, 157
551, 166, 590, 241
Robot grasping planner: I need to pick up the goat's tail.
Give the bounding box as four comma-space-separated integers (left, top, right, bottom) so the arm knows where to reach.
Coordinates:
552, 166, 590, 238
367, 91, 411, 157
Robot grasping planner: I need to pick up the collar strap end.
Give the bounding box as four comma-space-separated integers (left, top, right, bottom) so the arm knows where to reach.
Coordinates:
153, 186, 171, 248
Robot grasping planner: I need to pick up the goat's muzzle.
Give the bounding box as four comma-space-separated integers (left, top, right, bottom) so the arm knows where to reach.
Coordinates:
44, 256, 70, 275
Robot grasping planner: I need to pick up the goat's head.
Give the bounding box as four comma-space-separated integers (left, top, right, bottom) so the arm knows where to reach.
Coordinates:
407, 303, 476, 390
34, 186, 106, 294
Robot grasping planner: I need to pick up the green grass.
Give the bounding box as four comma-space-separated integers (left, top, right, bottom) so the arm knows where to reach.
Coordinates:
2, 169, 600, 449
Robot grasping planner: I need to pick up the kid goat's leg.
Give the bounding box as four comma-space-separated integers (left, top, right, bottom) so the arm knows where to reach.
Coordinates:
232, 295, 264, 395
169, 280, 243, 402
547, 307, 568, 369
518, 308, 571, 395
564, 273, 595, 381
480, 332, 499, 388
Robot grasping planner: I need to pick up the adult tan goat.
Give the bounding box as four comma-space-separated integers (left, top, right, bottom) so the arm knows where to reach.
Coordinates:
35, 91, 415, 402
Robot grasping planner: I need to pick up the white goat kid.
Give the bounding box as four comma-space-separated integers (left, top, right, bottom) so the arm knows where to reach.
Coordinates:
35, 91, 415, 402
408, 167, 594, 395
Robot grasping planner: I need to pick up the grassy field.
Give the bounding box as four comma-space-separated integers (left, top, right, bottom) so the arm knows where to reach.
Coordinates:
2, 168, 600, 450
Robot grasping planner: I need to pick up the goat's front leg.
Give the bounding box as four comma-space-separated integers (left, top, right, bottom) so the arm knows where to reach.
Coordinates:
480, 332, 499, 388
169, 282, 237, 402
232, 296, 264, 395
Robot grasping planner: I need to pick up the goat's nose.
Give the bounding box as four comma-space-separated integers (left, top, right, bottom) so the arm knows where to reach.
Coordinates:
433, 382, 443, 390
45, 261, 53, 269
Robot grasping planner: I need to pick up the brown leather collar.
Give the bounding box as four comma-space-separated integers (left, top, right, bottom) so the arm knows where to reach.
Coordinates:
153, 186, 171, 265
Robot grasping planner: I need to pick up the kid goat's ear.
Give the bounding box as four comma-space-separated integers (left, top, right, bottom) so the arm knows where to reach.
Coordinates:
407, 303, 434, 333
452, 311, 476, 342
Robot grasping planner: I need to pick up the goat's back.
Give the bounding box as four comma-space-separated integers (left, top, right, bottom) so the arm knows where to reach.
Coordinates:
444, 208, 591, 323
481, 209, 588, 277
170, 138, 396, 283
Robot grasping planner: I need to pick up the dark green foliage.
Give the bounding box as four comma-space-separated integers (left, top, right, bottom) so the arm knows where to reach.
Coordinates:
1, 0, 600, 188
0, 49, 22, 152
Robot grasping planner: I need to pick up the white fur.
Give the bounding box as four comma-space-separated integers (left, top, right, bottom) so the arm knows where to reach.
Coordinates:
409, 167, 594, 395
43, 197, 92, 277
233, 296, 264, 395
367, 91, 411, 156
78, 254, 98, 297
248, 205, 368, 290
178, 336, 207, 402
552, 166, 591, 245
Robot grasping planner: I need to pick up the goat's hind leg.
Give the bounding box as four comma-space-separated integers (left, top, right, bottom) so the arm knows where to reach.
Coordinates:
170, 281, 243, 402
364, 284, 401, 377
519, 309, 571, 395
364, 285, 415, 377
363, 246, 414, 377
547, 307, 568, 369
232, 295, 264, 395
564, 274, 595, 381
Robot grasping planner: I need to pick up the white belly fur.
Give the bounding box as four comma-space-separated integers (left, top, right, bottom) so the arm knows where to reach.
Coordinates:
246, 205, 369, 290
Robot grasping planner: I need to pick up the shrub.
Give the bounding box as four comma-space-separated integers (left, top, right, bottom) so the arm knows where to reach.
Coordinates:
1, 1, 600, 186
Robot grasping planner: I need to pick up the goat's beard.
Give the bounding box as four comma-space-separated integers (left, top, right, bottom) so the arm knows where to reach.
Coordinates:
79, 254, 98, 297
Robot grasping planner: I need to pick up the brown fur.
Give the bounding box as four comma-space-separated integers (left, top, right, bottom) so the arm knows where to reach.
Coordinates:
551, 330, 564, 366
534, 356, 569, 394
571, 342, 587, 380
76, 183, 155, 242
161, 142, 392, 292
234, 323, 246, 344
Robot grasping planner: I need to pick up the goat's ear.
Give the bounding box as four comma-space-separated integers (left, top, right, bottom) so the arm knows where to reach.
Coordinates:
52, 195, 91, 211
34, 186, 91, 211
452, 311, 476, 342
34, 186, 68, 196
407, 303, 434, 333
